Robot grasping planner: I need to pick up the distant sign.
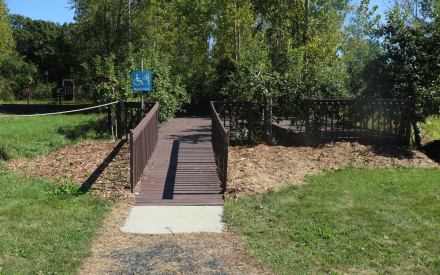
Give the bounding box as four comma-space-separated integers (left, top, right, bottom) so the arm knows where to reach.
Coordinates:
22, 86, 34, 96
44, 71, 49, 76
52, 87, 65, 98
62, 79, 75, 101
132, 71, 152, 91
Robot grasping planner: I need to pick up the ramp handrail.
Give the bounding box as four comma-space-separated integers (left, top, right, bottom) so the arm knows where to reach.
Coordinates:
210, 101, 229, 193
130, 102, 159, 192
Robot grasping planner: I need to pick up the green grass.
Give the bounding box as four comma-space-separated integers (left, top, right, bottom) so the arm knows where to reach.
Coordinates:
0, 169, 112, 274
420, 116, 440, 144
224, 166, 440, 274
0, 113, 110, 161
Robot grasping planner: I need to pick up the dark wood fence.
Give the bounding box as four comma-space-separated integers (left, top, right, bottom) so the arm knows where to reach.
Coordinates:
210, 102, 229, 193
0, 104, 93, 114
116, 102, 159, 192
116, 101, 156, 140
300, 99, 412, 147
210, 101, 252, 145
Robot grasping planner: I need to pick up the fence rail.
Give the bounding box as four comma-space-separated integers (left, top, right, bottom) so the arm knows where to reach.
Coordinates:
129, 102, 159, 192
299, 99, 412, 147
116, 101, 156, 139
211, 101, 252, 145
210, 102, 230, 193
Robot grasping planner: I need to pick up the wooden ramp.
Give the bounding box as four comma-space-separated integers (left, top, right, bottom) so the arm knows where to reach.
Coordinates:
135, 117, 224, 206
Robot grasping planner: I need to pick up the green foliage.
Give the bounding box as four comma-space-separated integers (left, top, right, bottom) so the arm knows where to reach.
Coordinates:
420, 116, 440, 144
85, 45, 190, 123
9, 14, 75, 83
48, 180, 85, 196
0, 53, 38, 96
224, 166, 440, 274
0, 0, 13, 62
0, 170, 112, 274
361, 4, 440, 123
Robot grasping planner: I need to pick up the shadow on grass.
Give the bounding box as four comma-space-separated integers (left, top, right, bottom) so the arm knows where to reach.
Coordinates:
57, 116, 109, 141
79, 139, 127, 193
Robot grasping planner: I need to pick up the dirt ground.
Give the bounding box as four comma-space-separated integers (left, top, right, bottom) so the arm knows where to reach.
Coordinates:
3, 139, 439, 274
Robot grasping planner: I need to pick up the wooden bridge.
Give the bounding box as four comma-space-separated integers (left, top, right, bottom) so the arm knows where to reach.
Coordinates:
134, 117, 224, 206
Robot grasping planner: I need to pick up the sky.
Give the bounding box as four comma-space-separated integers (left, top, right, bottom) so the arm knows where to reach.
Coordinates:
5, 0, 389, 26
6, 0, 75, 24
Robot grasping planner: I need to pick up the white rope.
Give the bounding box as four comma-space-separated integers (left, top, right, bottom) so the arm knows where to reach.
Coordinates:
0, 101, 119, 118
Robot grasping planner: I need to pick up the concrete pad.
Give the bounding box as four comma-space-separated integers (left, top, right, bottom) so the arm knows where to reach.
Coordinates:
120, 206, 224, 234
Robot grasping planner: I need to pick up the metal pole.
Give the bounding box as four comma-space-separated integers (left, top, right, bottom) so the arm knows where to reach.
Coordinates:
140, 61, 144, 118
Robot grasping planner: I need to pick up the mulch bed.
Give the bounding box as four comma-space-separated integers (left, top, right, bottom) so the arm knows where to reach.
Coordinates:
227, 141, 439, 198
3, 139, 439, 274
4, 139, 135, 203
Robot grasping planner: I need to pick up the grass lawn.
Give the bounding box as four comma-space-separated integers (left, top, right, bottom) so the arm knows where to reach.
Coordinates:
0, 169, 112, 274
224, 166, 440, 274
0, 113, 110, 161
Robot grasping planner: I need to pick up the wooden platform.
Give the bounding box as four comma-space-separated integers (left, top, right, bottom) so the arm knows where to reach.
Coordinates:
135, 117, 224, 206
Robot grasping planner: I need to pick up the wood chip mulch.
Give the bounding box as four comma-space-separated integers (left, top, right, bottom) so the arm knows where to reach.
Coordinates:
227, 141, 440, 198
4, 139, 135, 203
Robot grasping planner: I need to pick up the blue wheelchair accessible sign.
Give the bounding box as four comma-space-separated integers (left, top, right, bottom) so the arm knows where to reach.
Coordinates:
132, 71, 152, 91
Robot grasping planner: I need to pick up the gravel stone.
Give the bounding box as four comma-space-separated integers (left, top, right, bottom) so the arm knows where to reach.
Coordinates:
104, 241, 229, 274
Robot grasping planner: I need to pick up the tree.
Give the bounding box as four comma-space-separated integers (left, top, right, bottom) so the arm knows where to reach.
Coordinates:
9, 14, 73, 83
361, 2, 440, 147
0, 0, 13, 62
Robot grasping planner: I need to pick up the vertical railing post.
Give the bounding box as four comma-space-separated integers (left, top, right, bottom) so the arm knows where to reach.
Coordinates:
130, 130, 134, 191
116, 101, 122, 139
305, 100, 310, 146
108, 104, 112, 137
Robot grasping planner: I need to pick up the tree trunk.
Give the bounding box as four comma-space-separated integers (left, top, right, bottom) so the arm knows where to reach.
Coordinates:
413, 122, 423, 148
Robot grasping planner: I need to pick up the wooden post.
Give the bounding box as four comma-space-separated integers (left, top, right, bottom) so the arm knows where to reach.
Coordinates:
108, 104, 112, 137
116, 101, 122, 139
305, 100, 310, 146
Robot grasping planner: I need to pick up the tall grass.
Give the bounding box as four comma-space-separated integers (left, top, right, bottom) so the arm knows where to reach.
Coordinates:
0, 113, 110, 161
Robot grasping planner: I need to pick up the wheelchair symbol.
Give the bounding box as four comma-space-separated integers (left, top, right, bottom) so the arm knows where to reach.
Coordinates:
133, 74, 144, 86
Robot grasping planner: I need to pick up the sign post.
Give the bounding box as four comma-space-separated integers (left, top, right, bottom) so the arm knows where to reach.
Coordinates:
131, 64, 152, 119
22, 86, 34, 105
141, 61, 144, 117
52, 87, 65, 105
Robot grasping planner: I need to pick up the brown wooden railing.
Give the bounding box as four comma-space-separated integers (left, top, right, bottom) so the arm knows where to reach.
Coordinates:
116, 101, 156, 140
302, 99, 412, 147
129, 102, 159, 192
210, 102, 230, 193
211, 101, 252, 145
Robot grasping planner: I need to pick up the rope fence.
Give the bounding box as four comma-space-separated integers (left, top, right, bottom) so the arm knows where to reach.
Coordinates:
0, 101, 119, 118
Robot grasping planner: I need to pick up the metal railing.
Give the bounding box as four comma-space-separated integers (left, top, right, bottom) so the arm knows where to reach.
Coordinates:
211, 101, 252, 145
210, 101, 230, 193
129, 102, 159, 192
302, 99, 412, 147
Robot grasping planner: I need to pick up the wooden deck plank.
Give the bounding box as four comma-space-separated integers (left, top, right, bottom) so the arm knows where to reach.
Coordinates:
134, 116, 223, 206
